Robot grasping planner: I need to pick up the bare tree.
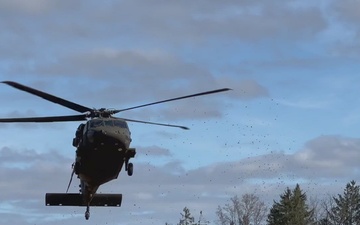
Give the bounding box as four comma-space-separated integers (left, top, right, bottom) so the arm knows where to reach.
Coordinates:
216, 193, 267, 225
197, 211, 210, 225
309, 196, 329, 225
319, 196, 335, 225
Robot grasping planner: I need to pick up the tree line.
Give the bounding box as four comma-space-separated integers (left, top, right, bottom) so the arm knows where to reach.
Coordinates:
166, 180, 360, 225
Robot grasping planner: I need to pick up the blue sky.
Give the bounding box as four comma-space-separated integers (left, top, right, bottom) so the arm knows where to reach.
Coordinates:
1, 0, 360, 224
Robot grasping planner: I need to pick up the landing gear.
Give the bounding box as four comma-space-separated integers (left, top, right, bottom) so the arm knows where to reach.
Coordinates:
127, 163, 133, 176
124, 148, 136, 176
125, 160, 134, 176
85, 206, 90, 220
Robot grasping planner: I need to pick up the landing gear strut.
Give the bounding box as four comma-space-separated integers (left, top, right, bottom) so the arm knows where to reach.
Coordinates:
124, 148, 136, 177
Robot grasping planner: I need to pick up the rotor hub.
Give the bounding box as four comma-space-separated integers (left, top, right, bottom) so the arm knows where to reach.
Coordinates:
88, 109, 114, 118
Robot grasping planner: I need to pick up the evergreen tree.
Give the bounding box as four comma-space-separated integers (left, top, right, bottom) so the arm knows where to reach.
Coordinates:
327, 180, 360, 225
179, 207, 195, 225
171, 207, 208, 225
267, 184, 314, 225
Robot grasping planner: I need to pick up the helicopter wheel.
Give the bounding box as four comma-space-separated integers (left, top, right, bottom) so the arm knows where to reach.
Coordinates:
85, 206, 90, 220
127, 163, 133, 176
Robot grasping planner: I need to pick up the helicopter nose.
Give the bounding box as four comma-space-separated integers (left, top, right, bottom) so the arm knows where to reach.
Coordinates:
89, 129, 129, 149
87, 130, 105, 143
93, 130, 107, 140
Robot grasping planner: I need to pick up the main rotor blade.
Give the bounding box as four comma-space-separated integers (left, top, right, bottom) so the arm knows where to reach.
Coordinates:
112, 88, 231, 113
2, 81, 92, 113
116, 117, 189, 130
0, 114, 87, 123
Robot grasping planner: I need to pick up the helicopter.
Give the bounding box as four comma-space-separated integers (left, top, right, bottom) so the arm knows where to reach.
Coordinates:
0, 81, 230, 220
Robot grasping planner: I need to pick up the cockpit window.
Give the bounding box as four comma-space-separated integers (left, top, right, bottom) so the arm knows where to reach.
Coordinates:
114, 120, 128, 128
104, 120, 114, 127
89, 120, 103, 128
89, 119, 128, 128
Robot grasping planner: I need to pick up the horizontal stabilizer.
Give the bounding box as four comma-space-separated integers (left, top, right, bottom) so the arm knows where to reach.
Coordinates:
45, 193, 122, 207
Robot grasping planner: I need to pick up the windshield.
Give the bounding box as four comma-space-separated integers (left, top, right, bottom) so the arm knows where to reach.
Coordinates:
89, 120, 103, 128
114, 120, 128, 128
89, 119, 128, 128
104, 120, 114, 127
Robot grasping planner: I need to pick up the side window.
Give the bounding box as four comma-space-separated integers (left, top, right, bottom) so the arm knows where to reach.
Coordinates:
76, 124, 85, 137
83, 123, 88, 134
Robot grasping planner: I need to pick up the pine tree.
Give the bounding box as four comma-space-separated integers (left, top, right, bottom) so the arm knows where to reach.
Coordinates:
267, 184, 314, 225
267, 187, 292, 225
327, 180, 360, 225
179, 207, 195, 225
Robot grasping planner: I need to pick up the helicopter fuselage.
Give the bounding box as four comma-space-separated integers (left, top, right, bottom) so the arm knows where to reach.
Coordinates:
73, 118, 136, 197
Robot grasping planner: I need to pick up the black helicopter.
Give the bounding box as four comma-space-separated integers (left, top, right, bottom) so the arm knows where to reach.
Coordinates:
0, 81, 230, 220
